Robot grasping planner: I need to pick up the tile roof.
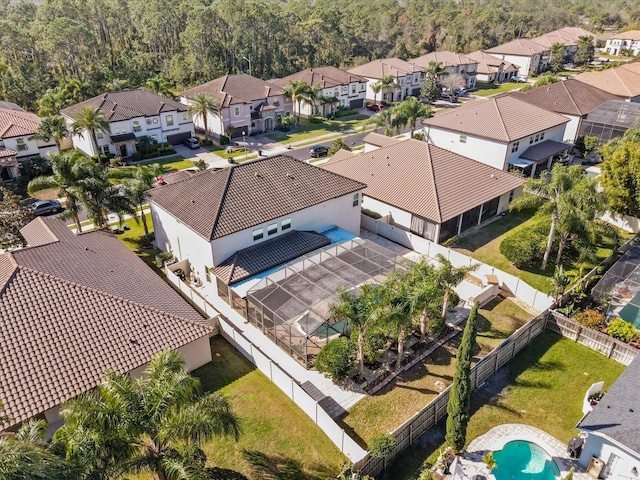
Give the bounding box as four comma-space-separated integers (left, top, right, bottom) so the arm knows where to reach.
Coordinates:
149, 155, 365, 240
0, 101, 25, 111
519, 140, 572, 161
324, 139, 523, 223
347, 58, 422, 79
272, 66, 367, 90
530, 27, 595, 49
574, 62, 640, 98
485, 38, 549, 56
609, 30, 640, 41
508, 79, 619, 116
422, 95, 569, 142
363, 132, 403, 148
0, 218, 211, 430
577, 355, 640, 455
179, 74, 284, 107
0, 148, 17, 158
19, 217, 60, 247
0, 107, 41, 139
465, 51, 519, 75
409, 51, 477, 69
60, 89, 187, 122
213, 230, 331, 285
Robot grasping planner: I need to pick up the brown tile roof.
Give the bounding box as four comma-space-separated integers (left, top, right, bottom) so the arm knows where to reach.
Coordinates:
0, 148, 17, 158
464, 51, 519, 75
0, 101, 24, 111
363, 132, 402, 147
574, 62, 640, 98
19, 217, 60, 247
530, 27, 595, 49
347, 58, 422, 79
180, 74, 284, 107
409, 51, 477, 69
0, 108, 41, 139
609, 30, 640, 41
421, 95, 569, 142
520, 140, 572, 161
324, 139, 523, 223
1, 218, 211, 430
149, 155, 365, 240
272, 67, 367, 90
486, 38, 548, 56
213, 230, 331, 285
508, 79, 618, 116
60, 89, 187, 122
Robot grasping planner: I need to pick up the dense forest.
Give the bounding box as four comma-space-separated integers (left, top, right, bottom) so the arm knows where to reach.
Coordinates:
1, 0, 639, 111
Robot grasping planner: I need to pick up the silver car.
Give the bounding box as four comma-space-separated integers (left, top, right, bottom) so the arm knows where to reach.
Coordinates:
31, 200, 62, 216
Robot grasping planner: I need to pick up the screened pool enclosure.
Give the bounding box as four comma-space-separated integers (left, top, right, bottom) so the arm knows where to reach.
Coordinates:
244, 238, 409, 367
578, 100, 640, 144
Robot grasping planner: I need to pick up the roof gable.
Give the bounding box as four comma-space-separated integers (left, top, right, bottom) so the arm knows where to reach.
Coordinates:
0, 108, 41, 139
272, 66, 367, 90
180, 74, 285, 107
347, 58, 422, 79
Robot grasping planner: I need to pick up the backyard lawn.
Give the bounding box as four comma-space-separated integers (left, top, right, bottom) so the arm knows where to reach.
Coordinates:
109, 155, 194, 182
472, 82, 525, 97
384, 331, 626, 480
117, 214, 162, 274
266, 115, 370, 143
339, 297, 533, 448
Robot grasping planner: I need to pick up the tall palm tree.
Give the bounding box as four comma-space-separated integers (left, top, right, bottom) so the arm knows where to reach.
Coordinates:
71, 106, 110, 165
371, 80, 383, 106
406, 258, 441, 343
396, 96, 433, 137
367, 108, 402, 136
378, 75, 398, 102
28, 115, 70, 151
434, 254, 478, 318
104, 78, 131, 92
282, 80, 314, 124
379, 270, 415, 370
549, 42, 566, 73
123, 178, 150, 235
54, 350, 240, 480
27, 150, 93, 233
187, 92, 221, 142
145, 75, 174, 98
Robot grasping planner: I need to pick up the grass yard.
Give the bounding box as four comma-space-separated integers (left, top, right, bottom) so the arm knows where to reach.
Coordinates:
472, 82, 524, 97
117, 213, 162, 274
385, 331, 626, 480
266, 115, 370, 143
109, 155, 194, 182
339, 297, 532, 448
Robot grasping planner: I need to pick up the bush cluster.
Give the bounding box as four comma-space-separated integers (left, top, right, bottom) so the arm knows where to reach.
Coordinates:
499, 218, 549, 268
315, 337, 355, 381
572, 310, 606, 330
607, 318, 638, 342
361, 208, 382, 219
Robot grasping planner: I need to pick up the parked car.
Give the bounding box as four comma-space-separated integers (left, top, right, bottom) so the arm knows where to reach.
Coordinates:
182, 137, 200, 149
309, 145, 329, 158
31, 200, 62, 216
511, 75, 528, 83
440, 91, 458, 102
454, 87, 467, 96
367, 104, 384, 112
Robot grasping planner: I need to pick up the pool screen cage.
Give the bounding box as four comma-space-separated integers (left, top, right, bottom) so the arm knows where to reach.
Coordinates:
592, 243, 640, 327
578, 100, 640, 144
245, 238, 410, 368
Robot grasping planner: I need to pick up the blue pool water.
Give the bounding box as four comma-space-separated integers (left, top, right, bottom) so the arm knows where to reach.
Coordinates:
493, 441, 561, 480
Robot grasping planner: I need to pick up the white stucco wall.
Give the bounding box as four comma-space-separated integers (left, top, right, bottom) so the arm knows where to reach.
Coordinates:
362, 195, 413, 228
563, 114, 582, 142
504, 123, 568, 164
579, 433, 640, 479
177, 336, 213, 372
2, 136, 58, 159
424, 126, 509, 170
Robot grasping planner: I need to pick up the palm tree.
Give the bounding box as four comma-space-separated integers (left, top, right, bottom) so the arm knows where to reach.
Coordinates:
71, 106, 110, 165
27, 151, 93, 233
406, 258, 441, 343
54, 350, 240, 480
282, 80, 314, 124
396, 96, 433, 137
28, 115, 70, 151
187, 92, 221, 142
549, 42, 566, 73
367, 108, 402, 136
145, 75, 174, 98
123, 179, 150, 235
105, 78, 131, 92
434, 254, 478, 318
371, 80, 383, 106
330, 284, 382, 378
380, 270, 415, 370
377, 75, 398, 103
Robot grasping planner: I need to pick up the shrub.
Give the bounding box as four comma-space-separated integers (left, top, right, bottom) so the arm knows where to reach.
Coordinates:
18, 156, 52, 182
154, 251, 174, 268
334, 108, 357, 118
139, 233, 155, 248
500, 222, 547, 268
361, 208, 382, 219
607, 318, 638, 342
573, 310, 606, 330
412, 132, 425, 141
315, 337, 355, 381
369, 433, 396, 458
194, 159, 208, 171
219, 135, 230, 145
427, 311, 446, 335
309, 115, 327, 123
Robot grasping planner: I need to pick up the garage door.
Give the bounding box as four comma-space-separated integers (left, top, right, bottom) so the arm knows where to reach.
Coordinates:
350, 99, 364, 109
230, 126, 249, 139
166, 132, 192, 145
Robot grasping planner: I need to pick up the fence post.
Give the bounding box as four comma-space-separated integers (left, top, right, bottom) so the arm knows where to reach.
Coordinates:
575, 324, 582, 342
608, 340, 616, 359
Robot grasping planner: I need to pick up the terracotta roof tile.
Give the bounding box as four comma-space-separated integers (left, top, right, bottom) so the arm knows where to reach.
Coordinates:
363, 132, 402, 148
608, 30, 640, 41
180, 74, 284, 108
465, 51, 520, 74
486, 38, 548, 56
0, 108, 41, 139
347, 58, 422, 79
409, 51, 477, 69
272, 66, 367, 89
574, 61, 640, 98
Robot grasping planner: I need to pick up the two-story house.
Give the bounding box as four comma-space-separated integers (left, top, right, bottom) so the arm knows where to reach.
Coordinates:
574, 62, 640, 102
271, 66, 368, 117
530, 27, 596, 62
61, 90, 194, 158
605, 30, 640, 56
422, 95, 570, 177
179, 74, 292, 139
347, 58, 424, 103
408, 51, 478, 89
149, 155, 365, 302
465, 51, 520, 83
485, 38, 550, 76
0, 105, 58, 181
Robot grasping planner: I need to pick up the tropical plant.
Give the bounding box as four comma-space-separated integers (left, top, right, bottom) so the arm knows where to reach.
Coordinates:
575, 36, 595, 66
316, 337, 356, 381
29, 115, 70, 151
379, 270, 415, 370
600, 129, 640, 219
499, 224, 545, 268
145, 75, 174, 97
396, 96, 432, 138
282, 80, 315, 124
328, 137, 352, 155
445, 304, 478, 451
104, 78, 131, 92
421, 61, 447, 103
549, 265, 571, 305
533, 74, 560, 88
573, 310, 606, 330
71, 106, 110, 165
0, 186, 34, 248
434, 254, 478, 318
371, 80, 383, 106
406, 258, 442, 343
482, 451, 497, 471
369, 433, 396, 458
194, 159, 208, 171
54, 350, 240, 480
367, 108, 402, 136
563, 466, 575, 480
549, 43, 566, 72
607, 318, 638, 342
376, 75, 398, 103
187, 92, 221, 142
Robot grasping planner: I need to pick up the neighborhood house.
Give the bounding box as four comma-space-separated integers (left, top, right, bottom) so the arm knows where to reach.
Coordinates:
347, 58, 424, 103
408, 51, 478, 90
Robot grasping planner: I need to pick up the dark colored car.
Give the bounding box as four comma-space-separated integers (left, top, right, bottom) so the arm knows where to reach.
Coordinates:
367, 104, 384, 112
309, 145, 329, 158
31, 200, 62, 216
183, 137, 200, 149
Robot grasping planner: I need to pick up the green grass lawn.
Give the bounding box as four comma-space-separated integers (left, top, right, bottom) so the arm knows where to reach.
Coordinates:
266, 115, 370, 143
339, 298, 532, 448
109, 155, 194, 182
472, 82, 524, 97
385, 331, 626, 480
117, 213, 162, 274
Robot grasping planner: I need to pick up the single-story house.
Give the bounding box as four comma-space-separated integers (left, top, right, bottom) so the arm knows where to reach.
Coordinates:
61, 89, 195, 158
574, 62, 640, 102
0, 217, 213, 433
465, 51, 519, 83
408, 51, 478, 89
347, 58, 424, 103
485, 38, 550, 76
180, 74, 292, 138
324, 138, 524, 243
422, 94, 570, 177
605, 30, 640, 56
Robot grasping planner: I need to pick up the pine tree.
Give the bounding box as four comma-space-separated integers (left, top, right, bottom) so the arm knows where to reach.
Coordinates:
445, 303, 478, 451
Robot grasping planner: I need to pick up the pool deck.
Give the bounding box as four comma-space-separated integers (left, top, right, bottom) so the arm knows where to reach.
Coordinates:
450, 424, 589, 480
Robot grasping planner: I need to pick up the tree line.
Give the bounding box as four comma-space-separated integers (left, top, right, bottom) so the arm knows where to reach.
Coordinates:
1, 0, 639, 112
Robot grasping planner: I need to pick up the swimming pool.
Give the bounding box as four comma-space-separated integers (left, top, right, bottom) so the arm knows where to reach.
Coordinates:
493, 440, 561, 480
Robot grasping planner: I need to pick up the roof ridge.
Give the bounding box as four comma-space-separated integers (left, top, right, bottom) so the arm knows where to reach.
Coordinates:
425, 143, 444, 223
612, 68, 634, 97
208, 167, 234, 240
562, 81, 582, 115
0, 253, 18, 296
493, 97, 512, 141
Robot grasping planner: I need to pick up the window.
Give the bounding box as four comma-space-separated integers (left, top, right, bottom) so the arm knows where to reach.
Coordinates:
15, 138, 27, 151
205, 266, 211, 283
360, 83, 366, 91
252, 228, 264, 241
150, 134, 158, 142
529, 136, 534, 144
351, 85, 356, 94
334, 88, 339, 96
534, 133, 540, 142
341, 86, 347, 93
540, 131, 545, 140
100, 145, 110, 154
133, 120, 141, 132
281, 218, 291, 231
508, 189, 515, 202
459, 135, 467, 143
267, 223, 278, 235
96, 131, 104, 139
234, 106, 240, 116
112, 127, 119, 134
352, 193, 359, 207
166, 115, 174, 126
511, 141, 520, 153
153, 118, 159, 124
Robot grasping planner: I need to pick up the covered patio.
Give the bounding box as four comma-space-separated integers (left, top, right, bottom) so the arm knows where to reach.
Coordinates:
512, 139, 573, 177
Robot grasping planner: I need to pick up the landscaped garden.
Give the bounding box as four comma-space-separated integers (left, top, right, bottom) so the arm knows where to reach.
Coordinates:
265, 115, 370, 143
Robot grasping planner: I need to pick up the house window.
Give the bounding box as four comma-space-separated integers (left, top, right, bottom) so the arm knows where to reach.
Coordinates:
153, 118, 159, 124
252, 228, 264, 241
100, 145, 110, 154
360, 84, 366, 91
351, 85, 356, 94
540, 131, 545, 140
133, 121, 141, 132
112, 127, 119, 134
529, 136, 534, 144
166, 115, 174, 126
341, 86, 347, 93
96, 131, 104, 139
267, 223, 278, 235
234, 106, 240, 116
534, 133, 540, 142
150, 134, 158, 142
511, 141, 520, 153
205, 266, 211, 283
281, 218, 291, 231
509, 189, 515, 202
353, 193, 359, 207
15, 138, 27, 151
460, 135, 467, 143
334, 88, 339, 96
